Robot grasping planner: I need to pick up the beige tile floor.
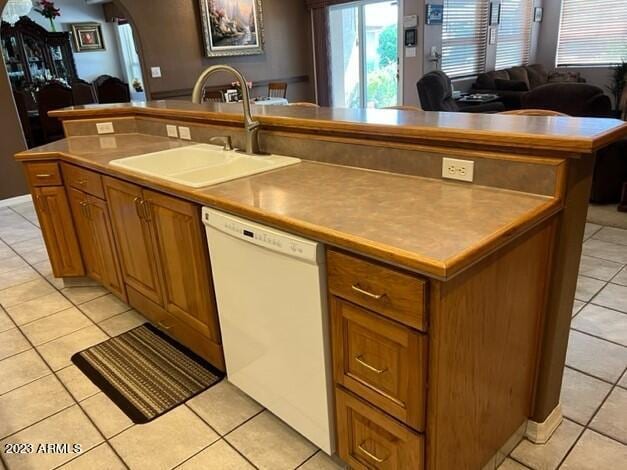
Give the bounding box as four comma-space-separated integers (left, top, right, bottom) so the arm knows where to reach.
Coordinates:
0, 201, 625, 469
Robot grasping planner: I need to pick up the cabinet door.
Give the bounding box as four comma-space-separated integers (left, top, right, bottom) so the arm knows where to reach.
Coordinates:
33, 186, 84, 277
86, 196, 127, 302
67, 187, 98, 279
103, 177, 163, 305
143, 189, 221, 343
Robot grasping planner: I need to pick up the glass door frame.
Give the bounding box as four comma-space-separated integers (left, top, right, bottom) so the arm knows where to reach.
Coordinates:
329, 0, 403, 108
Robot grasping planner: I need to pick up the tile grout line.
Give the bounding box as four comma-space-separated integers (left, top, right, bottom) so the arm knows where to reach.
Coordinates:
569, 327, 627, 349
0, 231, 132, 470
586, 301, 627, 316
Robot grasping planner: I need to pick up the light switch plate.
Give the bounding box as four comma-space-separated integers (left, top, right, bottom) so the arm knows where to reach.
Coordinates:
166, 125, 178, 138
150, 66, 162, 78
96, 122, 114, 134
442, 157, 474, 182
178, 126, 192, 140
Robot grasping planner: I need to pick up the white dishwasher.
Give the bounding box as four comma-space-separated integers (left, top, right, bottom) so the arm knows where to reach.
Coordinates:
202, 208, 335, 454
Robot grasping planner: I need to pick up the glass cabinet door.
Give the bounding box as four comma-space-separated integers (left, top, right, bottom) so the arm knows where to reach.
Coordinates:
2, 35, 27, 89
49, 44, 70, 84
22, 34, 49, 82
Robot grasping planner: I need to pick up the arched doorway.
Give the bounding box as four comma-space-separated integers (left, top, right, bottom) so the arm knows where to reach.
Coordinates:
0, 0, 147, 148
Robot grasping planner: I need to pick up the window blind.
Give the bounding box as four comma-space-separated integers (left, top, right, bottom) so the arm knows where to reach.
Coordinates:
441, 0, 490, 78
557, 0, 627, 66
495, 0, 533, 69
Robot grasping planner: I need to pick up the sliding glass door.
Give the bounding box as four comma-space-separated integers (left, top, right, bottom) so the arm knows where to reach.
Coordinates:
329, 0, 399, 108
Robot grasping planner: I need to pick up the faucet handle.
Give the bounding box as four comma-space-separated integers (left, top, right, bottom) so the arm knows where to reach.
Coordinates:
209, 135, 233, 151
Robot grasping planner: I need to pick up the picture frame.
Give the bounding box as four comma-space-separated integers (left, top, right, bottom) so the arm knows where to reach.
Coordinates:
198, 0, 264, 58
70, 23, 105, 52
534, 7, 543, 22
425, 4, 444, 25
489, 2, 501, 26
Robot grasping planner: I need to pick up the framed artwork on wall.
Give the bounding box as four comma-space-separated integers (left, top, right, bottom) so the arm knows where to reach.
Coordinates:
534, 7, 543, 22
70, 23, 105, 52
425, 4, 443, 25
199, 0, 264, 57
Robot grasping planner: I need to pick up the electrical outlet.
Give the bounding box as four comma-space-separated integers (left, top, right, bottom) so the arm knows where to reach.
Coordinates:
166, 125, 178, 138
442, 157, 474, 182
178, 126, 191, 140
150, 66, 162, 78
96, 122, 114, 134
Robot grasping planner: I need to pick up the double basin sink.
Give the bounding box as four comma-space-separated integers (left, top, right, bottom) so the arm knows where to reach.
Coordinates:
110, 143, 300, 188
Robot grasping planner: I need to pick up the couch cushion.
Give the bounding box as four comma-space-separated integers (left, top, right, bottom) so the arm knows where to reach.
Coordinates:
495, 79, 530, 92
506, 66, 530, 88
526, 64, 549, 88
548, 70, 584, 83
475, 70, 510, 90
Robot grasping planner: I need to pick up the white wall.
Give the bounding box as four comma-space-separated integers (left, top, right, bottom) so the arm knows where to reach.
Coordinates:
28, 0, 123, 81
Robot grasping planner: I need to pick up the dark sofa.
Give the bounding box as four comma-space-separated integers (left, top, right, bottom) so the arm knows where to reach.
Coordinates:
471, 64, 586, 109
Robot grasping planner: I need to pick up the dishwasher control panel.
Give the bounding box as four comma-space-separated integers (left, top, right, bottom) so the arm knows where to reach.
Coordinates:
202, 207, 320, 263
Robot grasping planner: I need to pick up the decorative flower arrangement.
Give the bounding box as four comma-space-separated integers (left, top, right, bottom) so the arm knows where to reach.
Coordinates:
132, 78, 144, 92
35, 0, 61, 31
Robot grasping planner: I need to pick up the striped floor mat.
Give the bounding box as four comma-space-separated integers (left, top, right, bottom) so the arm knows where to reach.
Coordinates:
72, 323, 224, 424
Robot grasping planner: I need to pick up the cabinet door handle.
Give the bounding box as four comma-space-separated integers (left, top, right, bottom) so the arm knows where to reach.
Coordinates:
77, 179, 87, 186
140, 199, 151, 221
358, 443, 387, 464
82, 201, 92, 220
134, 197, 144, 219
35, 173, 52, 178
351, 284, 386, 300
158, 321, 172, 331
355, 355, 387, 374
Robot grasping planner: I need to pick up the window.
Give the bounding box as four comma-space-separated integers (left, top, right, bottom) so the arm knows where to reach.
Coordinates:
441, 0, 490, 78
556, 0, 627, 66
495, 0, 533, 69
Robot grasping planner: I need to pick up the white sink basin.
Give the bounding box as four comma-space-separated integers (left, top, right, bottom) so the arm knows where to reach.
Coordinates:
110, 144, 301, 188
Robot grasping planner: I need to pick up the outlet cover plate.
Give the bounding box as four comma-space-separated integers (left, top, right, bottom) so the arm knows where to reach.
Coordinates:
96, 122, 114, 134
150, 66, 162, 78
442, 157, 474, 182
178, 126, 191, 140
166, 125, 178, 138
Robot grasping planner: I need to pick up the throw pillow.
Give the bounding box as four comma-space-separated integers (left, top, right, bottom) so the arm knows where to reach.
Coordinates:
548, 71, 583, 83
494, 79, 530, 92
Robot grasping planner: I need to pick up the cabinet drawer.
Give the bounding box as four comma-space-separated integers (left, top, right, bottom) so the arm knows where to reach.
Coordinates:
24, 162, 62, 187
327, 250, 427, 331
332, 298, 426, 431
62, 163, 104, 199
336, 387, 424, 470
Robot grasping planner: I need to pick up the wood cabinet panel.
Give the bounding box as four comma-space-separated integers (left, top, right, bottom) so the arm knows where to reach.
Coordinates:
336, 387, 424, 470
67, 187, 98, 279
143, 189, 220, 343
327, 250, 427, 331
103, 177, 163, 305
24, 161, 62, 187
62, 163, 105, 199
332, 298, 426, 431
32, 186, 84, 277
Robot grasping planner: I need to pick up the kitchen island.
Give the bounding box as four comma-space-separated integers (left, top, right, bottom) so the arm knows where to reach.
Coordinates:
15, 101, 627, 469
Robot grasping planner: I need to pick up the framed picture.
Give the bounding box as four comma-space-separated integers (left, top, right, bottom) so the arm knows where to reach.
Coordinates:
199, 0, 264, 57
489, 2, 501, 25
425, 4, 444, 25
70, 23, 105, 52
534, 7, 543, 22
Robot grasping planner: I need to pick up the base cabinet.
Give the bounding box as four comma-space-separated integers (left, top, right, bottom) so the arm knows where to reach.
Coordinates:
67, 187, 126, 301
32, 185, 84, 277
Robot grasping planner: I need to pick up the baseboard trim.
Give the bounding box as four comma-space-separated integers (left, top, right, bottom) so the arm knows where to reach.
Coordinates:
0, 194, 31, 208
526, 404, 563, 444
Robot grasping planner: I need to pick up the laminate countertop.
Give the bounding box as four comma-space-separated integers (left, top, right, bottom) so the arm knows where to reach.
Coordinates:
16, 133, 561, 279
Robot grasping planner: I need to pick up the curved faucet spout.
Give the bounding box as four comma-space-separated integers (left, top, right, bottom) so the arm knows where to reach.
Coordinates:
191, 65, 261, 155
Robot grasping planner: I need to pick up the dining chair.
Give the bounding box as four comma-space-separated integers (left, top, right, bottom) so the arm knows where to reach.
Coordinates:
288, 102, 319, 107
268, 82, 288, 99
96, 77, 131, 104
37, 82, 73, 143
500, 109, 568, 116
71, 79, 97, 106
202, 89, 225, 103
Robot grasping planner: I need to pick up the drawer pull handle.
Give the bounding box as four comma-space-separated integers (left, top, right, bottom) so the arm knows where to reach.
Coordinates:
77, 179, 87, 185
158, 321, 173, 331
355, 355, 387, 374
351, 284, 385, 300
134, 197, 144, 219
358, 443, 387, 463
35, 173, 52, 178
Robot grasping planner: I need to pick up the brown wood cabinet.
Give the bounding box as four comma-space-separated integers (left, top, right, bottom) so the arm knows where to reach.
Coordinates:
103, 176, 223, 368
25, 162, 84, 278
67, 185, 126, 301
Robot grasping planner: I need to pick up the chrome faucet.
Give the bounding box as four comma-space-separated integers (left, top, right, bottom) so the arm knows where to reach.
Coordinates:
191, 65, 261, 155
